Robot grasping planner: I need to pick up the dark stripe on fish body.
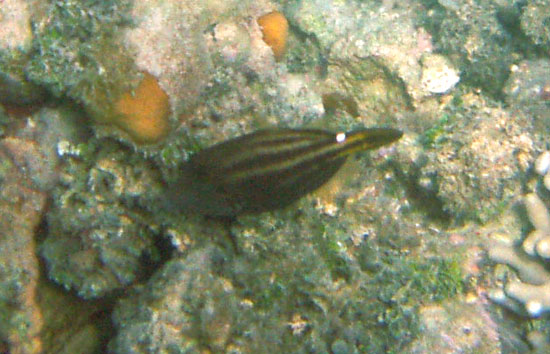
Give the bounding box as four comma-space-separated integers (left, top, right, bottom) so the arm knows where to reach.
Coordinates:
225, 138, 343, 183
183, 127, 402, 216
222, 128, 401, 184
223, 138, 328, 174
224, 137, 333, 179
215, 129, 332, 171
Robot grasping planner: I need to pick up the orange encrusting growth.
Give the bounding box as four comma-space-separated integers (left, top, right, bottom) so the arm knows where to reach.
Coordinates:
114, 72, 170, 144
257, 11, 289, 61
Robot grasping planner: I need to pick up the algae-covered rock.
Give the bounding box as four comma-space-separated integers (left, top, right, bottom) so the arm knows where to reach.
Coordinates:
20, 0, 322, 148
415, 91, 534, 224
288, 0, 448, 109
110, 143, 465, 352
109, 246, 237, 353
0, 0, 47, 106
24, 0, 144, 139
41, 138, 164, 299
419, 0, 522, 98
6, 108, 88, 191
111, 234, 465, 353
521, 0, 550, 55
406, 299, 501, 353
0, 106, 89, 353
36, 281, 110, 354
0, 104, 162, 350
503, 59, 550, 132
0, 53, 46, 106
26, 0, 137, 101
0, 142, 46, 354
321, 57, 411, 124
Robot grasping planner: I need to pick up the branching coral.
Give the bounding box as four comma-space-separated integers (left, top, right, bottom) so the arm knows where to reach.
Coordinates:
489, 151, 550, 317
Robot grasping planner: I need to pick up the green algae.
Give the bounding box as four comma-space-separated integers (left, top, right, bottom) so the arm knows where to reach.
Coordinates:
224, 199, 465, 353
419, 94, 465, 149
25, 0, 139, 118
419, 112, 454, 149
357, 248, 464, 351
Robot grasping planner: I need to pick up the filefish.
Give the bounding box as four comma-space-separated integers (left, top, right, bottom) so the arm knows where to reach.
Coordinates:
168, 127, 403, 217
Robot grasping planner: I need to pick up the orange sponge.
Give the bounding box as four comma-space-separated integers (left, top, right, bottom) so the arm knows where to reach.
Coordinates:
114, 72, 170, 144
257, 11, 289, 61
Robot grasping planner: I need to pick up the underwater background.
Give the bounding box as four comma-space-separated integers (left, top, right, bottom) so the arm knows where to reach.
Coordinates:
1, 0, 550, 352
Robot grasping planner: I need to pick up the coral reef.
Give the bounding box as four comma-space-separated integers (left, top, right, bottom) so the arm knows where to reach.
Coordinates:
489, 151, 550, 317
41, 138, 164, 299
419, 0, 522, 98
289, 0, 453, 110
486, 150, 550, 352
3, 0, 550, 351
109, 138, 470, 352
410, 91, 534, 224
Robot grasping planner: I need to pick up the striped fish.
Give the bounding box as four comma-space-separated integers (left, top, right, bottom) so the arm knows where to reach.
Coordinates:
169, 127, 402, 217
